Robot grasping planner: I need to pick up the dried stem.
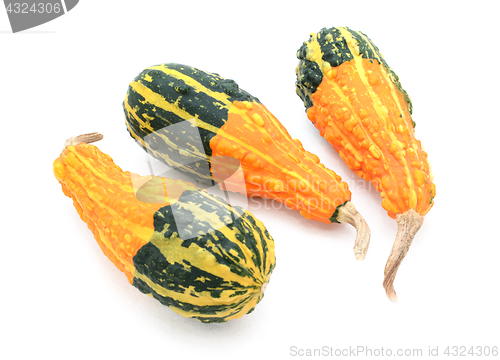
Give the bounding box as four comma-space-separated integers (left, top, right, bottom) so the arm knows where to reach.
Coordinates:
336, 201, 371, 261
383, 209, 424, 302
64, 132, 103, 147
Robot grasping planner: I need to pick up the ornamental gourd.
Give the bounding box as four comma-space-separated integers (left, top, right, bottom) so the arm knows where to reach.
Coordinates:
123, 63, 370, 260
295, 26, 436, 301
53, 133, 275, 323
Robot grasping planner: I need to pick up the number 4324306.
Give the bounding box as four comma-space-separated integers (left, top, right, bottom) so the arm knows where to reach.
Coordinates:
6, 2, 62, 14
444, 346, 498, 357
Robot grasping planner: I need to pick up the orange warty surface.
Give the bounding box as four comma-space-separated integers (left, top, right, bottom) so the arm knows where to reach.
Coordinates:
53, 142, 197, 282
306, 59, 435, 218
210, 100, 351, 223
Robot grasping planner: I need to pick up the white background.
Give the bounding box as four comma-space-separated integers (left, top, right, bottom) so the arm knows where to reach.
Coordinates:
1, 1, 499, 359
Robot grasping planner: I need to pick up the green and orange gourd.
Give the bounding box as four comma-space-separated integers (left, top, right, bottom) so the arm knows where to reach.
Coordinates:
295, 26, 436, 301
123, 63, 371, 260
53, 133, 276, 322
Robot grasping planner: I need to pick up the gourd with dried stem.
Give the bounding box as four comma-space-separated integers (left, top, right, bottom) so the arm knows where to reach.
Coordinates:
123, 63, 371, 260
53, 133, 276, 322
295, 27, 436, 301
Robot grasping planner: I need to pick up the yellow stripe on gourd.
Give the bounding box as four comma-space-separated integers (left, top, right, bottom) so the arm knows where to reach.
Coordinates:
301, 32, 390, 186
67, 146, 133, 190
133, 270, 258, 308
128, 81, 194, 121
207, 195, 273, 276
147, 65, 234, 109
150, 233, 260, 288
124, 90, 212, 179
170, 201, 264, 275
338, 28, 417, 207
168, 293, 262, 321
348, 30, 409, 119
303, 32, 323, 63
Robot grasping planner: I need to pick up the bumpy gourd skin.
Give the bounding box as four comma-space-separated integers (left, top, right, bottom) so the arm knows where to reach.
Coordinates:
210, 100, 350, 223
296, 27, 436, 301
124, 63, 371, 261
296, 27, 436, 219
53, 140, 275, 322
123, 63, 351, 224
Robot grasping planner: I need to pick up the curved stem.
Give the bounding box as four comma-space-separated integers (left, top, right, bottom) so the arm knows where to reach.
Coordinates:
64, 132, 103, 147
383, 209, 424, 302
336, 201, 371, 261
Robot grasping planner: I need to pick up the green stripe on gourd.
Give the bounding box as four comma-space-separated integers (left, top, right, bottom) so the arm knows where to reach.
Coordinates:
296, 26, 412, 115
131, 190, 275, 323
123, 63, 259, 184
